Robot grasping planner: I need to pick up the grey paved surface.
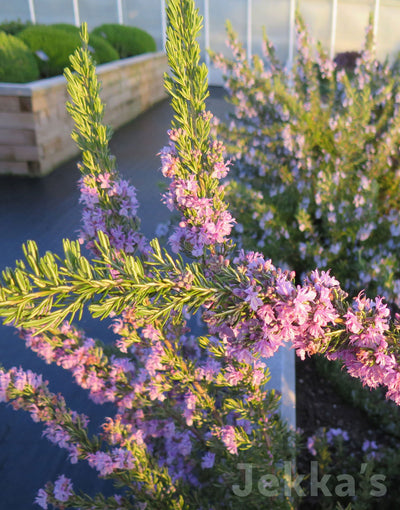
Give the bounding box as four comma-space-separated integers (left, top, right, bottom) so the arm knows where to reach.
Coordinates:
0, 88, 229, 509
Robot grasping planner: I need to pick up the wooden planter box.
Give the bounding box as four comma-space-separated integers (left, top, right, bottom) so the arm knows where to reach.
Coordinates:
0, 52, 168, 176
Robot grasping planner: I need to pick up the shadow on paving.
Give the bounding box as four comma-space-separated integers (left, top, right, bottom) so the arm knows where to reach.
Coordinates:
0, 87, 229, 508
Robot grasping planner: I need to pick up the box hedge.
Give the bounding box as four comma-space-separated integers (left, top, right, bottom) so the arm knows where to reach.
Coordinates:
0, 31, 39, 83
92, 23, 156, 59
17, 25, 118, 78
0, 21, 155, 82
51, 24, 119, 65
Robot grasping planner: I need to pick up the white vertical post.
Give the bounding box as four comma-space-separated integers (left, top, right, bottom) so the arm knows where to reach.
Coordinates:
247, 0, 252, 63
204, 0, 210, 68
287, 0, 296, 68
161, 0, 167, 51
28, 0, 36, 24
72, 0, 80, 27
373, 0, 380, 41
117, 0, 124, 25
329, 0, 338, 60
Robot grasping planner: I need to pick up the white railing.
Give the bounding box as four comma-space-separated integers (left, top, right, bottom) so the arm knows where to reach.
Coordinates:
72, 0, 80, 27
3, 0, 400, 84
27, 0, 36, 24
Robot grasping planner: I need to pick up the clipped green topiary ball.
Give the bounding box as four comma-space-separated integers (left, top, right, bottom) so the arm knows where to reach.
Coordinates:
92, 23, 156, 59
18, 25, 81, 77
50, 23, 80, 35
18, 25, 119, 79
50, 24, 119, 65
0, 31, 39, 83
88, 33, 119, 64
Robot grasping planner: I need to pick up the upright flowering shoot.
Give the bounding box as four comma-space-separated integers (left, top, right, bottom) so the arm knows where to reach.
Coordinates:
65, 24, 147, 256
0, 3, 298, 509
161, 0, 235, 257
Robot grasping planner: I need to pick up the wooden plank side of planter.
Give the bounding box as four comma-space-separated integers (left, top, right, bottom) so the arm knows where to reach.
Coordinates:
0, 97, 23, 113
0, 145, 39, 161
39, 134, 76, 159
100, 55, 168, 132
0, 53, 168, 176
0, 112, 35, 130
31, 88, 68, 114
35, 114, 75, 142
0, 128, 36, 146
39, 143, 79, 175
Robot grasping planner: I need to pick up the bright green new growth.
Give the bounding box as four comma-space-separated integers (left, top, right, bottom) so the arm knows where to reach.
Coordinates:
64, 23, 116, 179
0, 234, 218, 332
164, 0, 209, 158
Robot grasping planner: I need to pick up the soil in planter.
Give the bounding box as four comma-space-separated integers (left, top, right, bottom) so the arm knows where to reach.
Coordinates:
296, 355, 400, 509
296, 356, 368, 441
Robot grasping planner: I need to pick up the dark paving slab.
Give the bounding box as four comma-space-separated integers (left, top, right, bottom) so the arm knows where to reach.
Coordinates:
0, 87, 229, 508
